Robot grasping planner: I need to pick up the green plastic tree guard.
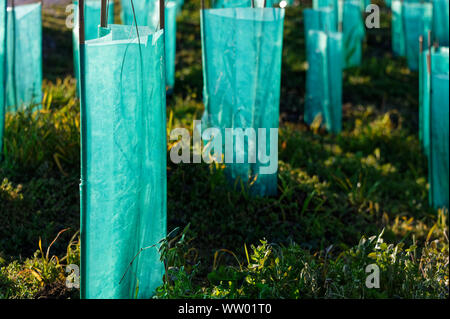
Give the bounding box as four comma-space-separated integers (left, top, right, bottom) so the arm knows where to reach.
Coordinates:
342, 0, 365, 67
312, 0, 339, 30
0, 0, 6, 155
212, 0, 277, 7
419, 45, 432, 153
303, 7, 340, 131
270, 0, 294, 5
359, 0, 371, 11
256, 0, 275, 6
313, 0, 338, 8
79, 24, 167, 299
429, 73, 449, 208
73, 0, 114, 95
74, 0, 114, 40
402, 2, 432, 71
121, 0, 160, 28
176, 0, 184, 14
432, 0, 449, 47
326, 32, 343, 134
212, 0, 252, 7
201, 8, 284, 196
418, 45, 449, 208
6, 2, 42, 111
304, 7, 337, 37
419, 47, 449, 158
165, 1, 177, 89
305, 30, 343, 133
391, 0, 405, 56
121, 0, 177, 89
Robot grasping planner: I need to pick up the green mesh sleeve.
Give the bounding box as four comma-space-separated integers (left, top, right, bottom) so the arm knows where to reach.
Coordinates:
391, 0, 405, 57
165, 1, 177, 89
419, 47, 449, 157
429, 73, 449, 209
432, 0, 449, 47
342, 0, 364, 68
121, 0, 177, 88
305, 30, 343, 133
201, 8, 284, 196
73, 0, 115, 96
6, 3, 42, 111
79, 24, 167, 299
0, 0, 6, 154
402, 2, 432, 71
312, 0, 339, 30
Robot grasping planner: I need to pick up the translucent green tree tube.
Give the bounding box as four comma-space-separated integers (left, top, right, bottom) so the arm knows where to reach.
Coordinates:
391, 0, 405, 57
6, 2, 42, 111
419, 45, 432, 152
429, 73, 449, 209
402, 2, 432, 71
304, 30, 343, 133
212, 0, 253, 7
326, 31, 343, 133
211, 0, 283, 8
79, 24, 167, 299
121, 0, 177, 89
312, 0, 339, 30
432, 0, 449, 47
419, 47, 449, 158
176, 0, 184, 14
342, 0, 364, 67
121, 0, 160, 27
303, 7, 337, 35
73, 0, 114, 96
359, 0, 371, 11
0, 0, 6, 155
165, 1, 177, 90
201, 8, 284, 196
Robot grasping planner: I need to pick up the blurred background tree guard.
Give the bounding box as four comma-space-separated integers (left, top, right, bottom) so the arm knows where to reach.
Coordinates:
419, 46, 448, 158
304, 29, 343, 134
6, 2, 42, 111
312, 0, 339, 31
303, 7, 337, 35
212, 0, 254, 7
402, 1, 432, 71
432, 0, 449, 46
342, 0, 364, 68
429, 73, 449, 209
211, 0, 295, 8
419, 43, 449, 209
303, 7, 342, 133
391, 0, 405, 56
72, 0, 115, 96
121, 0, 178, 90
79, 11, 167, 298
390, 0, 447, 71
165, 1, 177, 90
0, 0, 6, 155
201, 7, 284, 196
